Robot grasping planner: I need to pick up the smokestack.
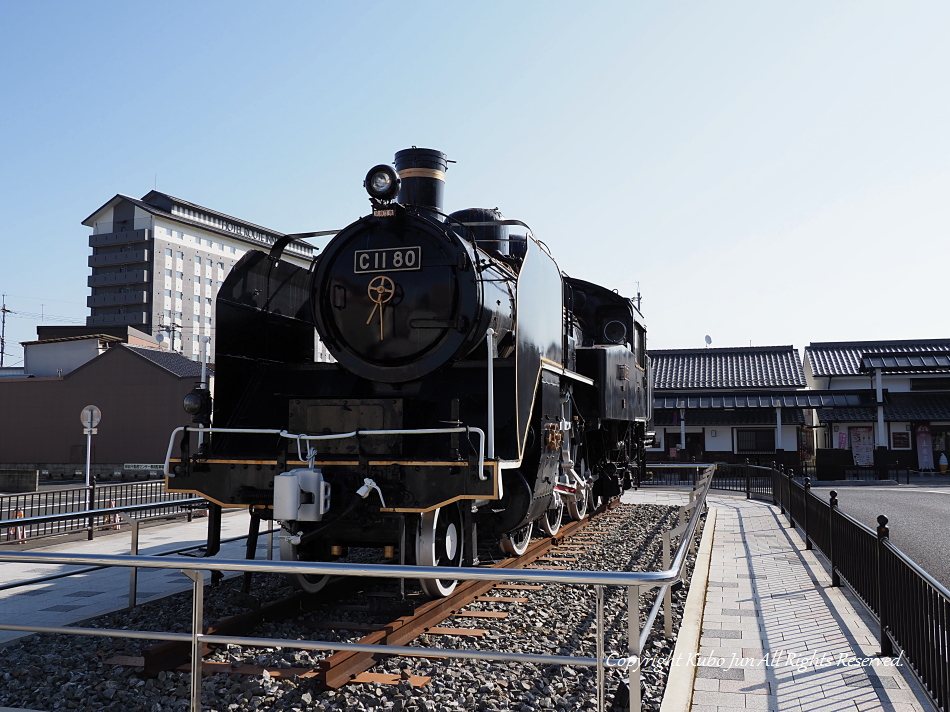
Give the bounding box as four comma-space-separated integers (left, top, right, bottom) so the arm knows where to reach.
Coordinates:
394, 148, 448, 219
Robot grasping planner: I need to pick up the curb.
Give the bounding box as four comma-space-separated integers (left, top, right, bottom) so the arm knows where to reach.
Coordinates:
659, 505, 717, 712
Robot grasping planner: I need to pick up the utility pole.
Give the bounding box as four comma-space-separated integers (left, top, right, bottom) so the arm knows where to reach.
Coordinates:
0, 294, 10, 368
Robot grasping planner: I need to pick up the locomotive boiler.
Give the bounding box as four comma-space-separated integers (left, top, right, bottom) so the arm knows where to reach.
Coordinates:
165, 148, 653, 597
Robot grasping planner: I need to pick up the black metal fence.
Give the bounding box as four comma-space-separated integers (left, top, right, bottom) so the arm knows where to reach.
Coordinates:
1, 481, 199, 542
641, 462, 774, 500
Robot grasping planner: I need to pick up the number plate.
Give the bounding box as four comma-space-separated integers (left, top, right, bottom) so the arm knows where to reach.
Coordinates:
354, 246, 422, 273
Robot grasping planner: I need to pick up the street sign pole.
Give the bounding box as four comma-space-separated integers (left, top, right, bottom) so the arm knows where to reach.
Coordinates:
81, 405, 102, 540
86, 412, 93, 488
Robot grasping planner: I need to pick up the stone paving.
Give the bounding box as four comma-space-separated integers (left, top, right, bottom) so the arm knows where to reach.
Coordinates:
624, 489, 933, 712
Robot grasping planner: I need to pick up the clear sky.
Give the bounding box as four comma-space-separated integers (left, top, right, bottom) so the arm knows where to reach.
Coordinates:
1, 1, 948, 366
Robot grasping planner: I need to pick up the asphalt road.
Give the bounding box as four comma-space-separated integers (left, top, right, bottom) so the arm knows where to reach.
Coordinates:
811, 484, 950, 591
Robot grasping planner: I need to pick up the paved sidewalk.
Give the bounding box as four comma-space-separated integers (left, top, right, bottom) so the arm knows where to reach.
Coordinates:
0, 509, 267, 647
624, 489, 934, 712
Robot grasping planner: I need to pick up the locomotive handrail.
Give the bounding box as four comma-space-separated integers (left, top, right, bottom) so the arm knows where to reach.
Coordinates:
164, 426, 489, 481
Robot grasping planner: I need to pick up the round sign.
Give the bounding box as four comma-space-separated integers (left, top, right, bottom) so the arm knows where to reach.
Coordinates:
80, 405, 102, 428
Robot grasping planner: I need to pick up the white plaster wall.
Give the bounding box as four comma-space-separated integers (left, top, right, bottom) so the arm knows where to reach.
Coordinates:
704, 429, 732, 452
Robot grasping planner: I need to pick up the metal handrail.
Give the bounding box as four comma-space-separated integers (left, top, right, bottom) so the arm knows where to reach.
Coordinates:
0, 497, 205, 529
0, 466, 715, 712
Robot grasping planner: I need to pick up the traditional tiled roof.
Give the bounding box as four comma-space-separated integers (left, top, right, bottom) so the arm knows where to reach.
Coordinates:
650, 346, 805, 390
816, 393, 950, 423
806, 339, 950, 377
653, 408, 806, 427
125, 345, 212, 379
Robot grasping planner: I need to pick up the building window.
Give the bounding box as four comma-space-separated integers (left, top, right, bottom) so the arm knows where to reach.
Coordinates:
165, 248, 172, 257
205, 316, 212, 324
176, 251, 184, 259
229, 246, 236, 254
911, 377, 950, 391
163, 310, 171, 320
204, 278, 211, 286
206, 258, 212, 266
165, 269, 172, 277
205, 297, 212, 305
164, 289, 171, 297
175, 291, 183, 300
736, 429, 776, 454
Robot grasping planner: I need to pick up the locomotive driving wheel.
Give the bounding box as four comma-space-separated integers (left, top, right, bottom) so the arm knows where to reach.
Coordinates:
279, 535, 332, 594
538, 494, 563, 537
416, 503, 465, 597
499, 522, 532, 556
567, 457, 590, 521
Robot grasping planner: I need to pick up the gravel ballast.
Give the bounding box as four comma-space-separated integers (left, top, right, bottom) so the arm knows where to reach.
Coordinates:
0, 502, 703, 712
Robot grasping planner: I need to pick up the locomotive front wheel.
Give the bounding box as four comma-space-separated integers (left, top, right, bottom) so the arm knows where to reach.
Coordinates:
567, 458, 590, 521
279, 536, 332, 594
416, 503, 464, 597
499, 523, 532, 556
538, 495, 564, 537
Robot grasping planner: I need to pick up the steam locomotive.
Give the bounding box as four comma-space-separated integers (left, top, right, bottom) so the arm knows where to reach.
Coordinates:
166, 148, 653, 597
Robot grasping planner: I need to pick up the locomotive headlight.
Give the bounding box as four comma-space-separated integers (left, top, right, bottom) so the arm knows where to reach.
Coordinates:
364, 164, 400, 201
183, 392, 203, 415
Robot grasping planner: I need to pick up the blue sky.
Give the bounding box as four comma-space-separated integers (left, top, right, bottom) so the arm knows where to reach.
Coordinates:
1, 1, 948, 366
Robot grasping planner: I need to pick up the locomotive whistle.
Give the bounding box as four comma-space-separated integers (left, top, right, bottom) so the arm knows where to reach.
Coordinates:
366, 275, 395, 340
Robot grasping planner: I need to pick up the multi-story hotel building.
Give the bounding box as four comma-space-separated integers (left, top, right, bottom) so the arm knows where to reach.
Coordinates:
83, 191, 322, 363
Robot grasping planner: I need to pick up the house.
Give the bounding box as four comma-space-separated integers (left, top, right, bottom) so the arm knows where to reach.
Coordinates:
804, 339, 950, 476
648, 345, 811, 468
0, 341, 207, 481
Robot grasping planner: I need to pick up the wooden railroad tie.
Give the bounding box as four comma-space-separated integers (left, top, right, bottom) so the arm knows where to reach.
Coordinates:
492, 584, 543, 591
473, 595, 528, 603
453, 609, 508, 619
350, 672, 430, 688
299, 620, 386, 633
425, 627, 488, 637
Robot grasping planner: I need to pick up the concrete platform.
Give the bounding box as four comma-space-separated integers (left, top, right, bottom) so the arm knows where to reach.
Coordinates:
625, 489, 935, 712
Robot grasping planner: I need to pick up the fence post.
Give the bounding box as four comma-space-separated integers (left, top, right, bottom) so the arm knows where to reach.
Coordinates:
596, 584, 605, 712
86, 477, 96, 541
627, 585, 641, 712
876, 515, 894, 658
803, 477, 812, 550
786, 468, 794, 528
828, 491, 840, 586
745, 458, 751, 499
183, 569, 205, 712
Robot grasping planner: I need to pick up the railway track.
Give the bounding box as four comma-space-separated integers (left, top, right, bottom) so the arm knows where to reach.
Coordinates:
111, 500, 627, 689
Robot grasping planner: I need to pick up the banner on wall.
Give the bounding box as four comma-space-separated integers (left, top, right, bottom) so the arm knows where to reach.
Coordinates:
850, 427, 874, 466
837, 431, 848, 449
916, 425, 934, 470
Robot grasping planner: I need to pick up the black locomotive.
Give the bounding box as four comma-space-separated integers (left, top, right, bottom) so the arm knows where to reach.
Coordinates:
167, 148, 653, 596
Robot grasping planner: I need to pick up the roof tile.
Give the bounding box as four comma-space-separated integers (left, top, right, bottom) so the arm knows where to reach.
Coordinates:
650, 346, 805, 390
806, 339, 950, 377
